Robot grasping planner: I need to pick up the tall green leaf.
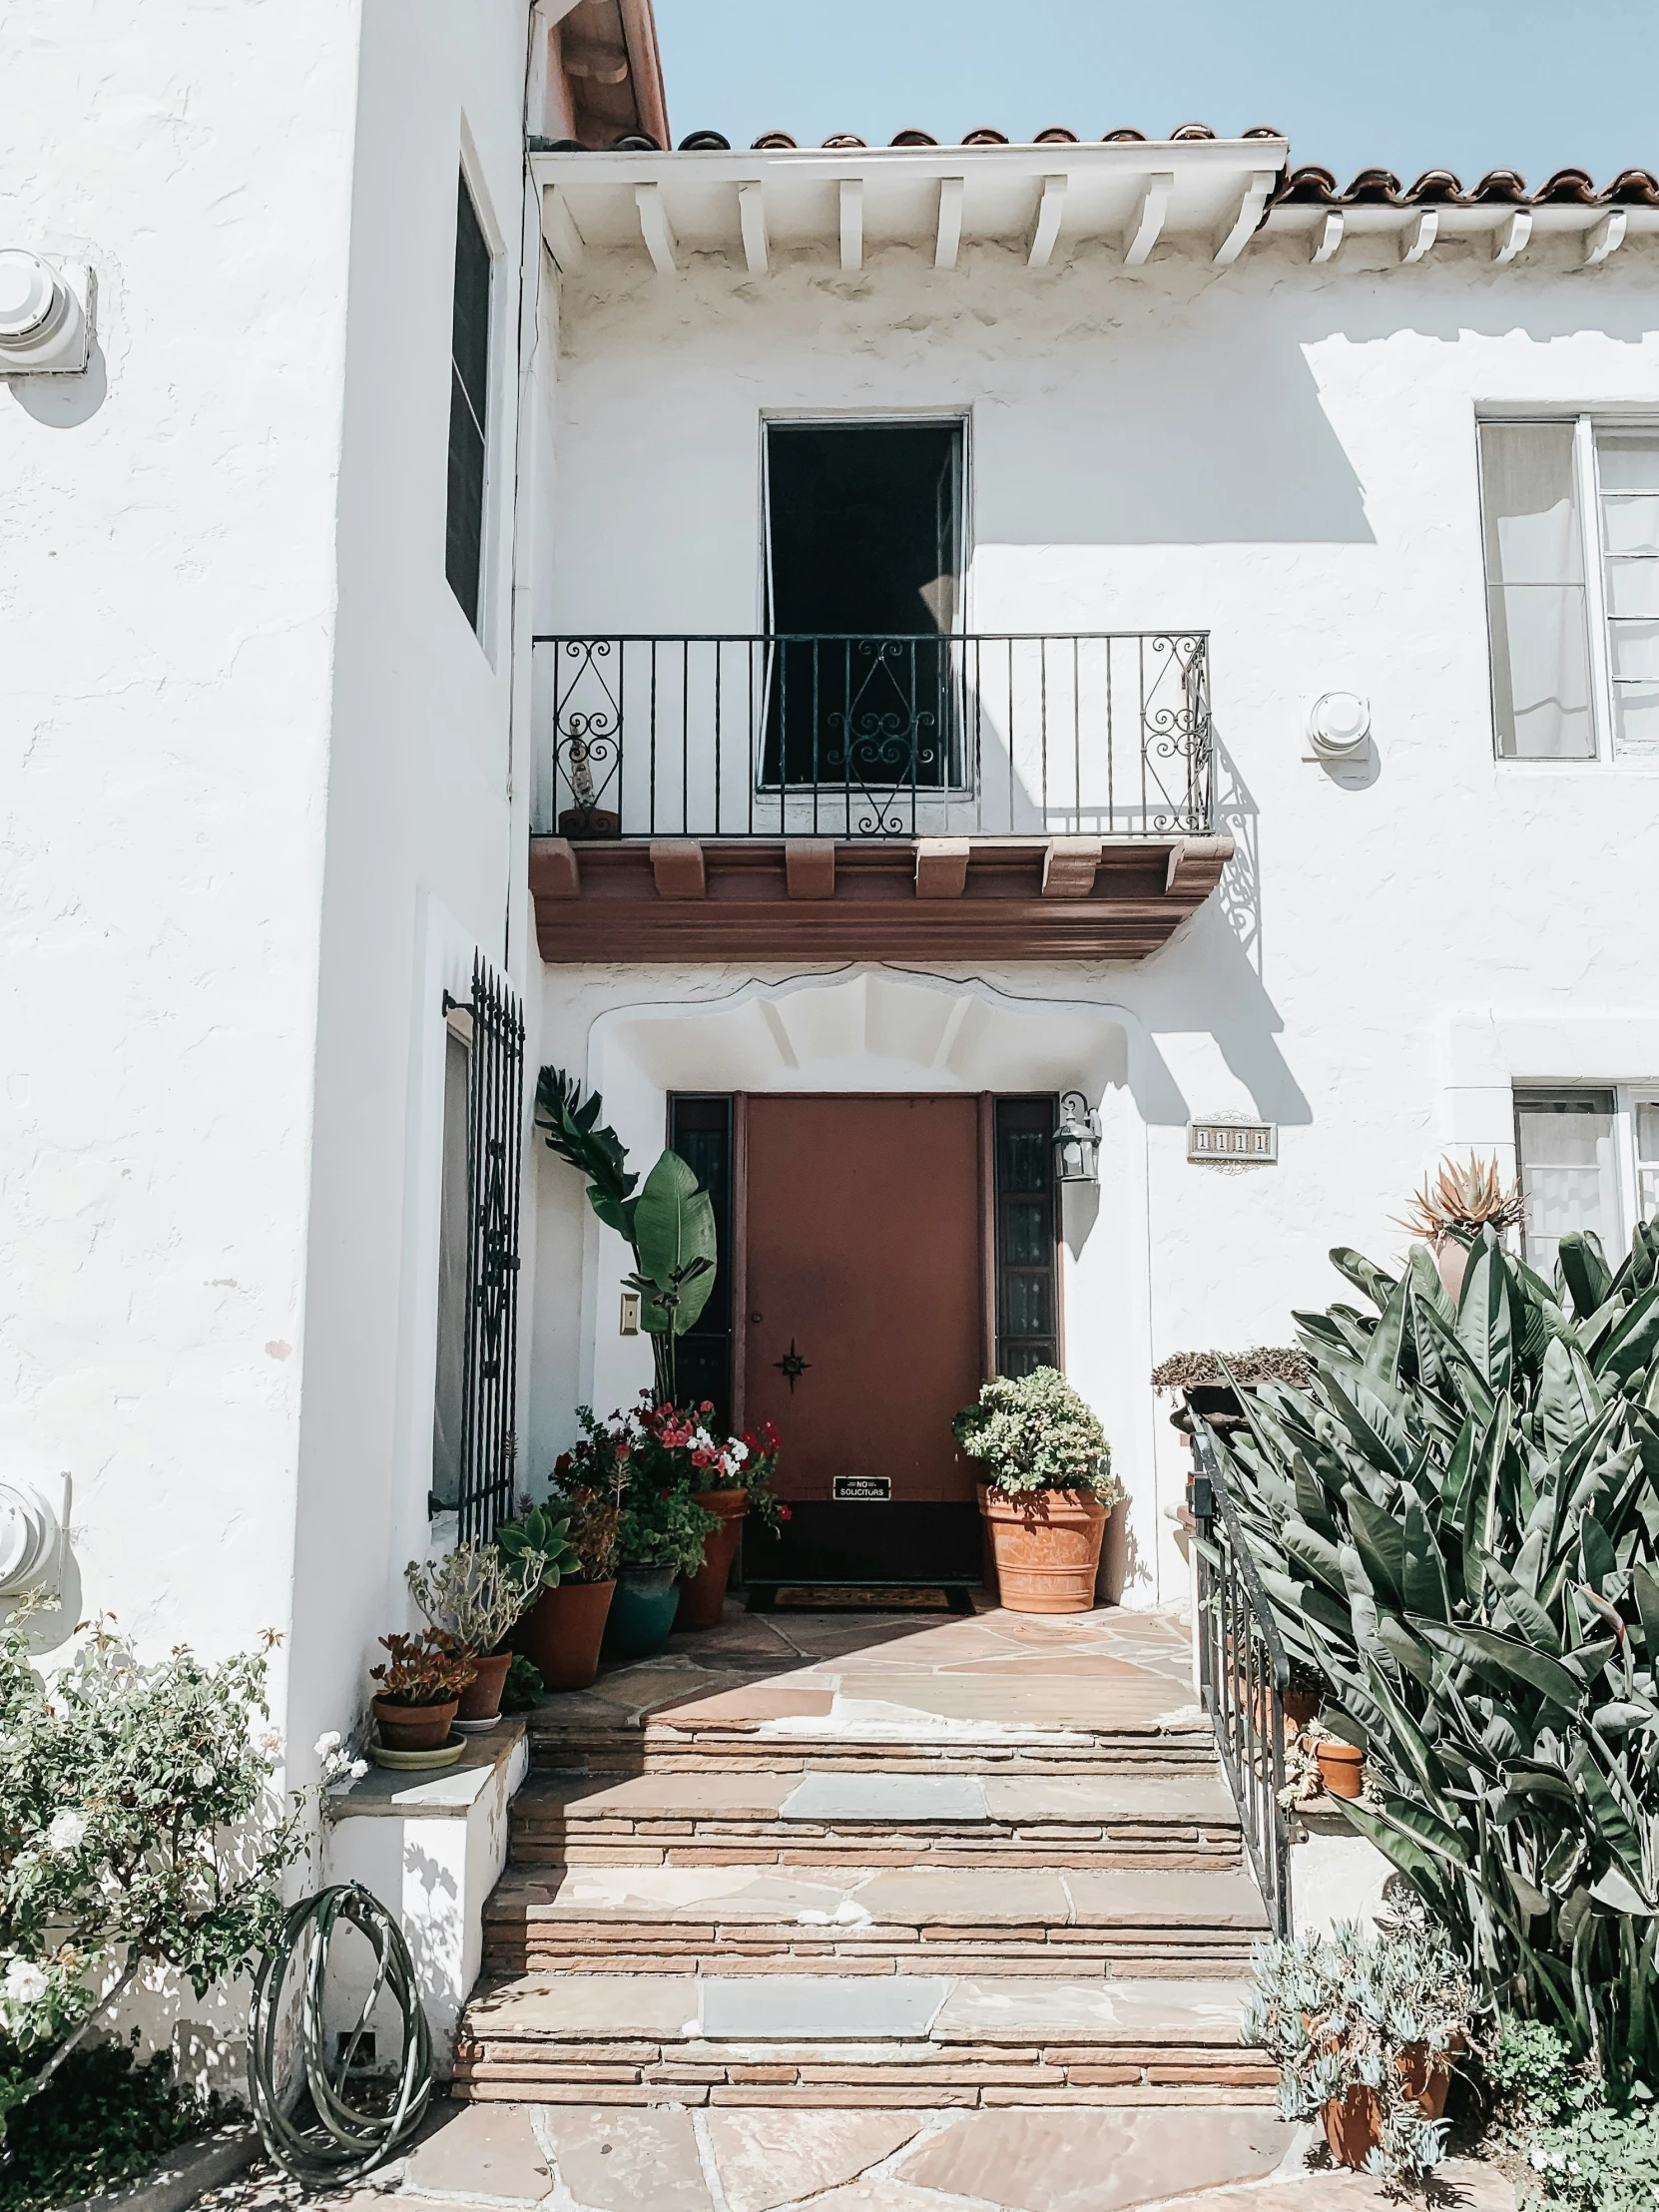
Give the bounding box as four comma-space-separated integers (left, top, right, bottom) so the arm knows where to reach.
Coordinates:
631, 1150, 719, 1337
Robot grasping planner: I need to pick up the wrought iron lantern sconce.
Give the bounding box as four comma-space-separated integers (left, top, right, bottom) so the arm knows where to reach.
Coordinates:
1053, 1092, 1102, 1186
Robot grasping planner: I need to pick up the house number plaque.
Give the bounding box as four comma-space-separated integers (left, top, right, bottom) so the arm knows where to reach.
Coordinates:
832, 1476, 891, 1502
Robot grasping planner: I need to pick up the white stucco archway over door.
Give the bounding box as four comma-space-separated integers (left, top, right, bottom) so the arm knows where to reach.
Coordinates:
528, 965, 1182, 1609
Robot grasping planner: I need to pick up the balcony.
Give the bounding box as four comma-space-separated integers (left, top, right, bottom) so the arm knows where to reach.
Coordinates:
529, 633, 1231, 962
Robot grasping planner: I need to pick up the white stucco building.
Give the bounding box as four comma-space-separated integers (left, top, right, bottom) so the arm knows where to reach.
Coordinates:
5, 0, 1659, 2073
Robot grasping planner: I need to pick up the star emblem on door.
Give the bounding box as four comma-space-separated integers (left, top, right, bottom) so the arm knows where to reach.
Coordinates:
774, 1340, 812, 1392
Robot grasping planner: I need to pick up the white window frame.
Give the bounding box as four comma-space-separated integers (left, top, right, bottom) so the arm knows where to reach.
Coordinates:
1514, 1083, 1659, 1269
450, 118, 511, 663
1478, 410, 1659, 769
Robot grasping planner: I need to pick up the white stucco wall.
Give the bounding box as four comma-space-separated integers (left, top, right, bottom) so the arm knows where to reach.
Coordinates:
527, 230, 1659, 1604
0, 1, 363, 1687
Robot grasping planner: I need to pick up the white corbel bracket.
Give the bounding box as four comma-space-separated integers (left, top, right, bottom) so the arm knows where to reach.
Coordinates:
1124, 172, 1173, 267
634, 182, 679, 276
1213, 172, 1276, 267
1492, 209, 1532, 266
1585, 208, 1627, 267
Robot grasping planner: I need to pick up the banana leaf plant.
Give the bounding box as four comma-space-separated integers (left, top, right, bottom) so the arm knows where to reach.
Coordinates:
534, 1068, 717, 1401
1206, 1217, 1659, 2093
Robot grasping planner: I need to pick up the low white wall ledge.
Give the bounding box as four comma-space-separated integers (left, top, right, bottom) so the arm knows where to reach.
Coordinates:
323, 1717, 528, 2069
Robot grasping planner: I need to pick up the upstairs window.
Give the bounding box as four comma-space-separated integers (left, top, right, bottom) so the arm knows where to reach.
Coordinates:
1478, 419, 1659, 764
446, 171, 493, 630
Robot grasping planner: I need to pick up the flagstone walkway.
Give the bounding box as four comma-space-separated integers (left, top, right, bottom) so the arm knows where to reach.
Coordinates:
270, 2101, 1514, 2212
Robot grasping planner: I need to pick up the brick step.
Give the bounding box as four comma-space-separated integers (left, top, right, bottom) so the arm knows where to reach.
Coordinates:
526, 1722, 1217, 1779
482, 1864, 1267, 1978
509, 1770, 1243, 1872
452, 1969, 1276, 2110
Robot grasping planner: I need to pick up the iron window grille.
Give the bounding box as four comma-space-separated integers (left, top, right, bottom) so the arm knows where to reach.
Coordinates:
442, 953, 525, 1542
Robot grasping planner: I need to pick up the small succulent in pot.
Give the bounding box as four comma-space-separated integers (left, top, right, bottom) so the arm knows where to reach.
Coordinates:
1243, 1914, 1472, 2181
495, 1504, 582, 1589
368, 1631, 477, 1751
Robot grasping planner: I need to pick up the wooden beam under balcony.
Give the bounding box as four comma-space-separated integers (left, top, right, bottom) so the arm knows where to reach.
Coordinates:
529, 833, 1232, 963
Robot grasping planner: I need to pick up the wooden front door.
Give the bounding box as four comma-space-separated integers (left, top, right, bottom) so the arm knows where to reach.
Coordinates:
741, 1094, 985, 1586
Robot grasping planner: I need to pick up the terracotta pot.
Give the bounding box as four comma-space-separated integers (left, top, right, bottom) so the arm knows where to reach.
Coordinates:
1315, 1738, 1366, 1800
454, 1651, 512, 1725
1096, 1494, 1129, 1606
979, 1485, 1107, 1614
1436, 1241, 1470, 1305
523, 1580, 615, 1692
1322, 2040, 1456, 2169
603, 1566, 681, 1660
676, 1490, 749, 1631
1284, 1688, 1320, 1730
371, 1695, 457, 1752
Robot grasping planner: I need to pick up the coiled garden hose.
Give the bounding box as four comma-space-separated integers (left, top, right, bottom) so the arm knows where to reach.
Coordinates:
247, 1882, 434, 2186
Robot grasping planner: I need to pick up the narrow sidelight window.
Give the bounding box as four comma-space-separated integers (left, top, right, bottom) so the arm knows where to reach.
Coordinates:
993, 1096, 1060, 1378
668, 1096, 735, 1431
1477, 421, 1595, 761
1596, 432, 1659, 759
431, 1020, 472, 1511
1514, 1089, 1619, 1278
446, 172, 492, 630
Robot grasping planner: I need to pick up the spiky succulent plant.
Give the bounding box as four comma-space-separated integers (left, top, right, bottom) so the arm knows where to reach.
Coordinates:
1396, 1153, 1526, 1252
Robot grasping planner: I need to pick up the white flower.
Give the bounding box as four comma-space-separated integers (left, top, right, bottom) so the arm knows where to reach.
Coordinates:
692, 1427, 715, 1452
4, 1958, 48, 2004
192, 1763, 216, 1788
728, 1440, 748, 1464
1529, 2147, 1548, 2173
313, 1730, 341, 1757
46, 1812, 86, 1853
348, 1758, 368, 1780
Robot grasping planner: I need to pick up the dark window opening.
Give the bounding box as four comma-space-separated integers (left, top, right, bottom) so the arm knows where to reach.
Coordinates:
669, 1095, 735, 1431
430, 958, 524, 1540
446, 172, 492, 630
763, 420, 964, 791
994, 1096, 1060, 1378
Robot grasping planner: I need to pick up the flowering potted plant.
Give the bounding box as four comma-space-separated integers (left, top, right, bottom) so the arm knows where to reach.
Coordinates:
405, 1541, 546, 1729
609, 1475, 718, 1660
368, 1631, 477, 1751
496, 1498, 606, 1694
676, 1413, 786, 1630
953, 1368, 1121, 1613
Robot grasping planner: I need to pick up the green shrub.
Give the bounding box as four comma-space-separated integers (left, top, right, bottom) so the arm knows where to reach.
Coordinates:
1523, 2104, 1659, 2212
1486, 2013, 1577, 2128
0, 2042, 212, 2212
953, 1369, 1119, 1500
1207, 1217, 1659, 2092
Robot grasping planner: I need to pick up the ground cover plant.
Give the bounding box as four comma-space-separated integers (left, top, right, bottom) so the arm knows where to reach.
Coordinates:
1208, 1213, 1659, 2092
0, 2041, 215, 2212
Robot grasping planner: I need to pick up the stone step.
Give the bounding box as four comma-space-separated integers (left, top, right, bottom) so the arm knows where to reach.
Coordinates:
451, 1969, 1277, 2109
527, 1713, 1215, 1779
483, 1863, 1268, 1978
508, 1769, 1244, 1871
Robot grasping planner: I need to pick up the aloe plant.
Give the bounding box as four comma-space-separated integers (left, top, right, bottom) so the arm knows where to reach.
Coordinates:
534, 1068, 717, 1398
1207, 1217, 1659, 2091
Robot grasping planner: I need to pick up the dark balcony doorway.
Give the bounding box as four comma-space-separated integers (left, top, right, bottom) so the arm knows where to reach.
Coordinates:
763, 420, 965, 802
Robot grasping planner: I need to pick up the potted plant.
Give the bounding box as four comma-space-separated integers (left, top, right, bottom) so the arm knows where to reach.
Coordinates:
677, 1415, 786, 1630
1396, 1153, 1525, 1303
368, 1631, 477, 1751
953, 1368, 1121, 1613
405, 1540, 546, 1729
609, 1478, 718, 1660
1243, 1917, 1472, 2180
1310, 1719, 1366, 1801
498, 1495, 609, 1694
1284, 1658, 1324, 1732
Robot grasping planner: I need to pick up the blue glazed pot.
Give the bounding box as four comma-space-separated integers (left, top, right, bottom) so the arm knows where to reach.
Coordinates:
601, 1566, 680, 1660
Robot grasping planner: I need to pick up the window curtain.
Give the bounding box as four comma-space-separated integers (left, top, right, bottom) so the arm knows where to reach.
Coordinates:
1479, 422, 1595, 760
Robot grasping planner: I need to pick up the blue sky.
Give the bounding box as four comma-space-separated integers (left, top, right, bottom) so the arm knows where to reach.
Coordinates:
653, 1, 1656, 188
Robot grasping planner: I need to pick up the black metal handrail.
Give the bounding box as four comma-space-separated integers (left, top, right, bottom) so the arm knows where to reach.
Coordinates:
1190, 1419, 1292, 1937
531, 632, 1212, 841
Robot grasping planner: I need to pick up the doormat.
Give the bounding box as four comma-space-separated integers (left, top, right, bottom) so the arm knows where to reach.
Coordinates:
757, 1586, 974, 1613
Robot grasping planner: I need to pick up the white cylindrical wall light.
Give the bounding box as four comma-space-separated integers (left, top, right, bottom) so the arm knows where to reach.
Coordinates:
0, 250, 91, 374
1306, 691, 1372, 761
0, 1475, 68, 1598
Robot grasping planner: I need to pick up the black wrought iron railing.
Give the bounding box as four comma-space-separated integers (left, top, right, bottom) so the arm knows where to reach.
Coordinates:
454, 953, 525, 1544
532, 632, 1212, 840
1190, 1420, 1292, 1937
